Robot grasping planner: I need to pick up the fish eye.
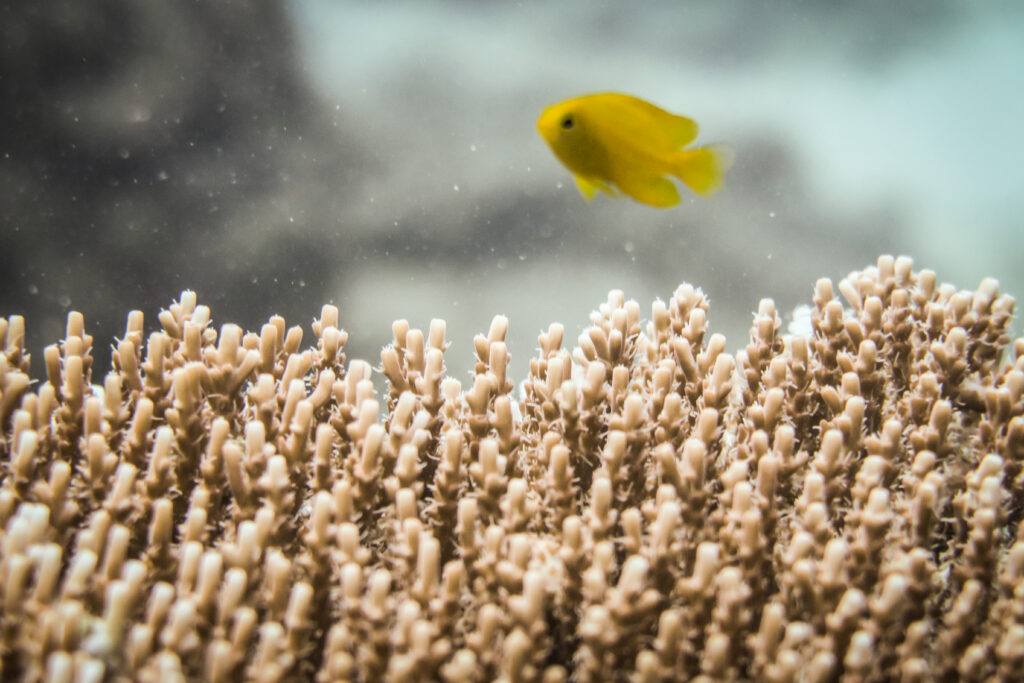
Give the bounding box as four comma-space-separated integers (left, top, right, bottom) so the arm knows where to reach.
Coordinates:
560, 115, 574, 130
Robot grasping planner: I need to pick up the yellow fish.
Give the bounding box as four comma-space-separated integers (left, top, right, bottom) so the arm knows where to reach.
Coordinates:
537, 93, 733, 208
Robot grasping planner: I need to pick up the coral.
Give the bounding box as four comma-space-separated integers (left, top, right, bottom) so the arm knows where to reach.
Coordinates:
1, 255, 1022, 682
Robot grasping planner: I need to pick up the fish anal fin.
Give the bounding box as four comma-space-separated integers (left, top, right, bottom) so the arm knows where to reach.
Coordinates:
615, 174, 680, 208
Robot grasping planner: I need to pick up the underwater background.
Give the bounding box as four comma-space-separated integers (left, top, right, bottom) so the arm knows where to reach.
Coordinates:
2, 0, 1022, 381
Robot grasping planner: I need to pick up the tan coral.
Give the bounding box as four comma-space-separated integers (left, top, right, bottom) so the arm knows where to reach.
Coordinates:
0, 255, 1022, 681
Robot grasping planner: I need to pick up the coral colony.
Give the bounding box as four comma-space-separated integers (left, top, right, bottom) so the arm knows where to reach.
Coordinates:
1, 255, 1023, 682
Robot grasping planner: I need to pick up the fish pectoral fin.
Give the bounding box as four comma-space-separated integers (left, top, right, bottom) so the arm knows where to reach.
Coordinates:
573, 174, 616, 200
615, 174, 680, 208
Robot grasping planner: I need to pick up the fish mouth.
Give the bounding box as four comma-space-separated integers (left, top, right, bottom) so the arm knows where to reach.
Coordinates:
536, 104, 564, 141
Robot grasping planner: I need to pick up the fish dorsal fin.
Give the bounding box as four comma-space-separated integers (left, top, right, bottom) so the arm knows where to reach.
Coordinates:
623, 96, 699, 148
584, 93, 699, 150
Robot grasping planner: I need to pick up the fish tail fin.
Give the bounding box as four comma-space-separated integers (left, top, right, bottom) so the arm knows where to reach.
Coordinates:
674, 144, 734, 197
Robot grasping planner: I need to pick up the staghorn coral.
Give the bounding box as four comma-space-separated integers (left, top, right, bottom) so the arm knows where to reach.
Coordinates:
1, 255, 1023, 682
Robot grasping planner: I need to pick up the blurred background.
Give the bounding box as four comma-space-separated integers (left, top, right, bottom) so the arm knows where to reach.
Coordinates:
2, 0, 1022, 384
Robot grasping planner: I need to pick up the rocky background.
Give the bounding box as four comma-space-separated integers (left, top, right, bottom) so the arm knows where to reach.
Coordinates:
2, 0, 1022, 381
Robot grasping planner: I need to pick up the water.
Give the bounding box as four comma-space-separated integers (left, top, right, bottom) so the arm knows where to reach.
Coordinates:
2, 0, 1022, 381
